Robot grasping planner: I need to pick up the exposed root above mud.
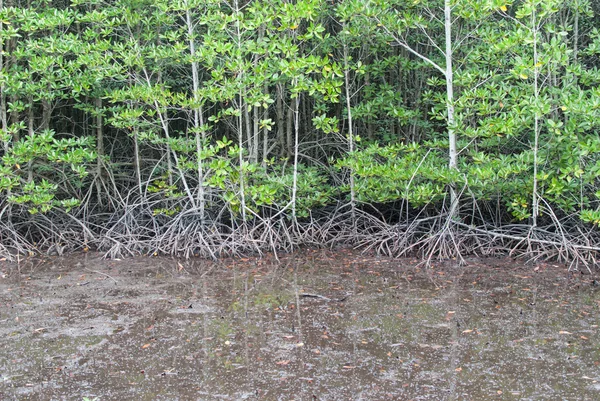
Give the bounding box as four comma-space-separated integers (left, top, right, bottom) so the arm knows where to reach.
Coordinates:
2, 202, 600, 270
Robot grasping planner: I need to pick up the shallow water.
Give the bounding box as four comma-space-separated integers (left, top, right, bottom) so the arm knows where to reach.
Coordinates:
1, 250, 600, 400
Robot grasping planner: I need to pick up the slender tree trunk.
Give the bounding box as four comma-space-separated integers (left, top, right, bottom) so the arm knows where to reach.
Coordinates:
342, 29, 356, 221
186, 4, 205, 219
41, 98, 51, 131
365, 70, 374, 140
291, 88, 300, 219
262, 84, 269, 168
250, 25, 265, 165
9, 94, 19, 142
0, 91, 6, 154
244, 101, 252, 159
0, 0, 7, 157
158, 105, 196, 208
573, 0, 579, 61
252, 104, 259, 163
237, 95, 247, 220
166, 142, 174, 187
195, 108, 206, 217
445, 0, 458, 216
234, 0, 246, 220
133, 127, 142, 196
276, 83, 285, 157
27, 100, 34, 183
531, 10, 540, 227
286, 95, 294, 159
301, 93, 307, 145
95, 98, 104, 206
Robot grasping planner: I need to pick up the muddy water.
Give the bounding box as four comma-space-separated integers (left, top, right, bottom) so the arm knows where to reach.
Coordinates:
1, 250, 600, 400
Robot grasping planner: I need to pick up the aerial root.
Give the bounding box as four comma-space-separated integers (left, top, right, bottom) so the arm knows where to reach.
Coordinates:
1, 200, 599, 271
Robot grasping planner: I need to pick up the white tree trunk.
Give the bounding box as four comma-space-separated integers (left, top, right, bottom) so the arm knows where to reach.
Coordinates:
0, 0, 7, 156
445, 0, 458, 216
185, 5, 206, 219
291, 89, 300, 219
342, 30, 356, 222
234, 0, 247, 220
531, 9, 540, 227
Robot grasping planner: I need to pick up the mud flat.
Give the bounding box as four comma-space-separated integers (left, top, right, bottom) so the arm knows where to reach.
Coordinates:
1, 250, 599, 400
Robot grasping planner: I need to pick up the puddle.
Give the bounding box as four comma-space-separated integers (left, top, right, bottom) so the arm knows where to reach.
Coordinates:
1, 250, 600, 400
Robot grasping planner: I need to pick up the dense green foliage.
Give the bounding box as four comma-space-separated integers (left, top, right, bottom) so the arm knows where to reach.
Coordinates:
1, 0, 599, 259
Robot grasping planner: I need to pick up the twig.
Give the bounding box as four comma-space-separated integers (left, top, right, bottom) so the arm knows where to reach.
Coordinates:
84, 268, 118, 284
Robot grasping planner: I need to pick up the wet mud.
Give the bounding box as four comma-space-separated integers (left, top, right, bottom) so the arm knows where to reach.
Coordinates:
1, 250, 600, 400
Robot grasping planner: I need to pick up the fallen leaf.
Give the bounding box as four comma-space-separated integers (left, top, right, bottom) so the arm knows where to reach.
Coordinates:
462, 329, 474, 334
581, 336, 589, 340
141, 343, 151, 349
342, 365, 356, 369
276, 360, 290, 365
559, 331, 572, 335
455, 367, 462, 372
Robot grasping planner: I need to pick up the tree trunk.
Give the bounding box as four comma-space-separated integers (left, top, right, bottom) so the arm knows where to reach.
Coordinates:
445, 0, 458, 216
234, 0, 247, 220
186, 4, 205, 219
342, 29, 356, 222
95, 98, 104, 206
252, 104, 259, 163
27, 99, 34, 183
291, 90, 300, 218
41, 98, 51, 131
133, 127, 142, 196
244, 101, 252, 160
286, 94, 294, 159
276, 83, 285, 157
531, 9, 540, 227
0, 0, 7, 156
262, 84, 269, 168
